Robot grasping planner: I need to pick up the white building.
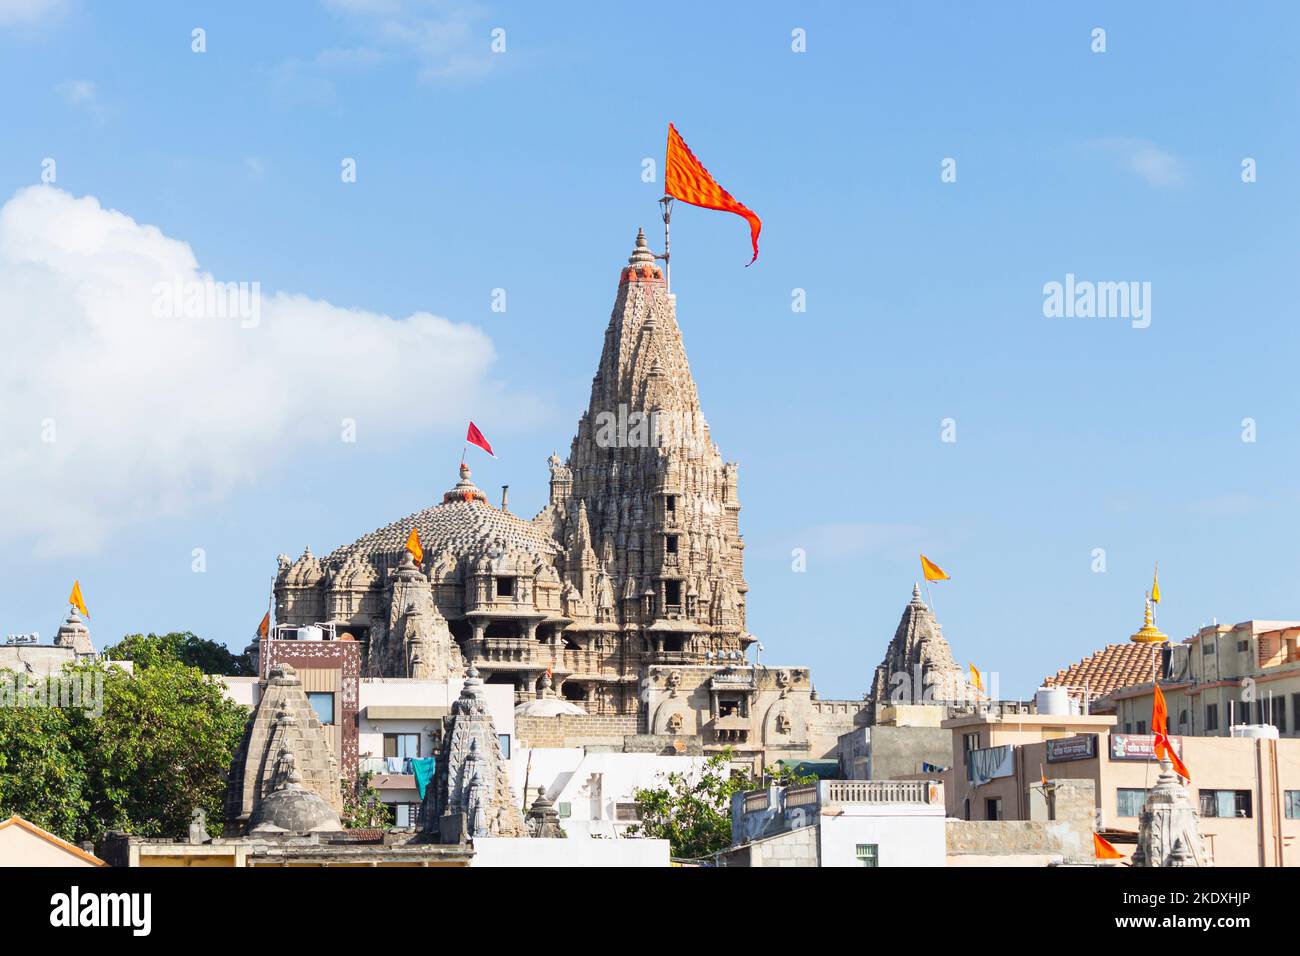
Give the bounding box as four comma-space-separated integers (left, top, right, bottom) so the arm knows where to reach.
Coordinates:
510, 748, 710, 838
722, 780, 946, 867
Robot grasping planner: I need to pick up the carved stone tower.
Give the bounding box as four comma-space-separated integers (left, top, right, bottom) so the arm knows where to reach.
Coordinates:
1131, 758, 1213, 867
866, 584, 969, 724
534, 229, 749, 713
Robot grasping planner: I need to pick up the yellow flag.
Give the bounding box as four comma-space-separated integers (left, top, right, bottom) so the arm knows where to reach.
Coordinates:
1151, 563, 1161, 605
920, 554, 950, 582
969, 662, 983, 692
69, 580, 89, 618
405, 527, 423, 564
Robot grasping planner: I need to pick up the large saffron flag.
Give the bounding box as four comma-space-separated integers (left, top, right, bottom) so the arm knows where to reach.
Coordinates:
1093, 832, 1125, 860
466, 421, 495, 457
257, 611, 270, 639
405, 527, 424, 564
920, 554, 950, 581
969, 662, 984, 693
664, 123, 763, 264
69, 580, 89, 618
1151, 683, 1191, 780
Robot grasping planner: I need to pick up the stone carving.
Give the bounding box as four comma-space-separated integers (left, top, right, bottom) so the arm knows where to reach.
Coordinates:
526, 786, 567, 839
423, 665, 525, 843
1131, 758, 1213, 867
224, 663, 342, 836
865, 584, 969, 724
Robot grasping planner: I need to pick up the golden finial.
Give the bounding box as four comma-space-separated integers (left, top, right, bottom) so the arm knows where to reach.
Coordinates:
1130, 590, 1168, 644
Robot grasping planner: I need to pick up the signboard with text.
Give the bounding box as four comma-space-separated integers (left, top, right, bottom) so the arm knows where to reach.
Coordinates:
1109, 733, 1183, 761
1046, 734, 1097, 763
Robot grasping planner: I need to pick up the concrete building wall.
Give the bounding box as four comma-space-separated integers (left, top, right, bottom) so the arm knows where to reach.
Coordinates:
0, 818, 104, 867
819, 807, 945, 867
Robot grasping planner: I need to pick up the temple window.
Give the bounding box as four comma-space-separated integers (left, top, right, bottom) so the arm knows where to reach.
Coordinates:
665, 495, 677, 515
496, 577, 515, 598
666, 534, 679, 555
665, 580, 682, 607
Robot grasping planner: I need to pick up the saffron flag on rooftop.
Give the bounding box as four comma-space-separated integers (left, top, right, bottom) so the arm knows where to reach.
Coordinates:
920, 554, 949, 581
257, 611, 270, 639
69, 580, 89, 618
466, 421, 495, 458
1152, 683, 1191, 781
664, 123, 763, 265
1093, 832, 1125, 861
405, 527, 424, 565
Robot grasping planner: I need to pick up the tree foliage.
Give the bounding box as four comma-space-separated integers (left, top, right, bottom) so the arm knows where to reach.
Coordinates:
342, 775, 395, 829
102, 631, 254, 675
0, 661, 249, 844
627, 749, 817, 860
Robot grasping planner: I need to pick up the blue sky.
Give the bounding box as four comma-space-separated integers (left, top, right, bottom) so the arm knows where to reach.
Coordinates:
1, 1, 1298, 699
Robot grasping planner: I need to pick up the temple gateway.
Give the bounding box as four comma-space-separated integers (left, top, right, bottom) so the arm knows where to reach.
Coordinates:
272, 229, 867, 765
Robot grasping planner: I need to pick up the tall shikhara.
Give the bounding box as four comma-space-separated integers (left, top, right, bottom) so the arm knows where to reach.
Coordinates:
535, 230, 749, 685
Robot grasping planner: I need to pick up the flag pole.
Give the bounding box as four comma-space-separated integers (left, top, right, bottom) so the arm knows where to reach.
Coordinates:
658, 195, 674, 292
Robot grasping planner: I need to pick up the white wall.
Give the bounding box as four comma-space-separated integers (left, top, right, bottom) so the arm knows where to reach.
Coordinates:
220, 676, 260, 708
470, 836, 670, 867
510, 749, 709, 837
359, 678, 514, 736
817, 805, 946, 867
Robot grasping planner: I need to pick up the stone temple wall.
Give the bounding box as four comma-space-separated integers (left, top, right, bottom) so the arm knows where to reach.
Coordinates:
515, 714, 642, 749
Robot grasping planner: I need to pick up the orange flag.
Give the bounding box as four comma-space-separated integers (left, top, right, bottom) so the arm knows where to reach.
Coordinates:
1151, 683, 1191, 780
665, 123, 762, 264
1093, 832, 1124, 860
405, 527, 424, 564
68, 580, 89, 618
257, 611, 270, 639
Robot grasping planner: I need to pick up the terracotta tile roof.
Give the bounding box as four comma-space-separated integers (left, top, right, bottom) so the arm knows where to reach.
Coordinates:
1043, 642, 1162, 698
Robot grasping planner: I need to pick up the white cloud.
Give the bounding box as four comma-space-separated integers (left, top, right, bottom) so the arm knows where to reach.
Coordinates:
0, 0, 66, 26
310, 0, 498, 87
0, 185, 501, 556
1090, 137, 1186, 188
56, 79, 96, 105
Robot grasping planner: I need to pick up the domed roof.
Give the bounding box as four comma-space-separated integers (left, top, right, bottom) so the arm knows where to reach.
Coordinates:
249, 782, 342, 834
325, 464, 559, 568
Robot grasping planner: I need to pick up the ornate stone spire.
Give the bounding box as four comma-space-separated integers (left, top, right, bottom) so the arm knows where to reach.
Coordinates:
423, 664, 525, 842
550, 229, 747, 640
1131, 757, 1212, 867
54, 608, 94, 656
865, 584, 969, 724
443, 462, 488, 505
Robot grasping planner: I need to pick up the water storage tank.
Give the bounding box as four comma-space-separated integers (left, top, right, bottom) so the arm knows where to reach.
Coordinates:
1229, 723, 1279, 739
297, 625, 324, 642
1035, 686, 1070, 716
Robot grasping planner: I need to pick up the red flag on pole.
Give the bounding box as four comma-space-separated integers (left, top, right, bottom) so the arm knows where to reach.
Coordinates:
466, 421, 495, 457
665, 123, 763, 265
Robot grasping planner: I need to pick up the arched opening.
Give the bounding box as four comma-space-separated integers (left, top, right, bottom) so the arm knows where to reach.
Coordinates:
562, 681, 586, 702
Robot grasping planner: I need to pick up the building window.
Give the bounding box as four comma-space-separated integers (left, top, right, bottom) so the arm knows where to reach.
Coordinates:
1199, 789, 1252, 818
1237, 639, 1249, 653
963, 732, 980, 754
666, 534, 679, 555
1294, 695, 1300, 736
985, 798, 1003, 821
307, 692, 335, 726
393, 803, 421, 828
1202, 640, 1215, 655
1285, 792, 1300, 820
665, 580, 682, 607
498, 733, 511, 759
1205, 703, 1219, 732
1267, 697, 1287, 733
1237, 699, 1252, 725
614, 802, 642, 822
1135, 720, 1146, 735
1117, 788, 1148, 817
855, 844, 879, 867
665, 495, 677, 516
383, 733, 419, 760
496, 577, 515, 598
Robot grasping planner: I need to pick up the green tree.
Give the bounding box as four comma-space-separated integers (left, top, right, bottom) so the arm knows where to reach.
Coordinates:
102, 631, 253, 676
627, 749, 816, 860
0, 661, 249, 843
342, 775, 394, 829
